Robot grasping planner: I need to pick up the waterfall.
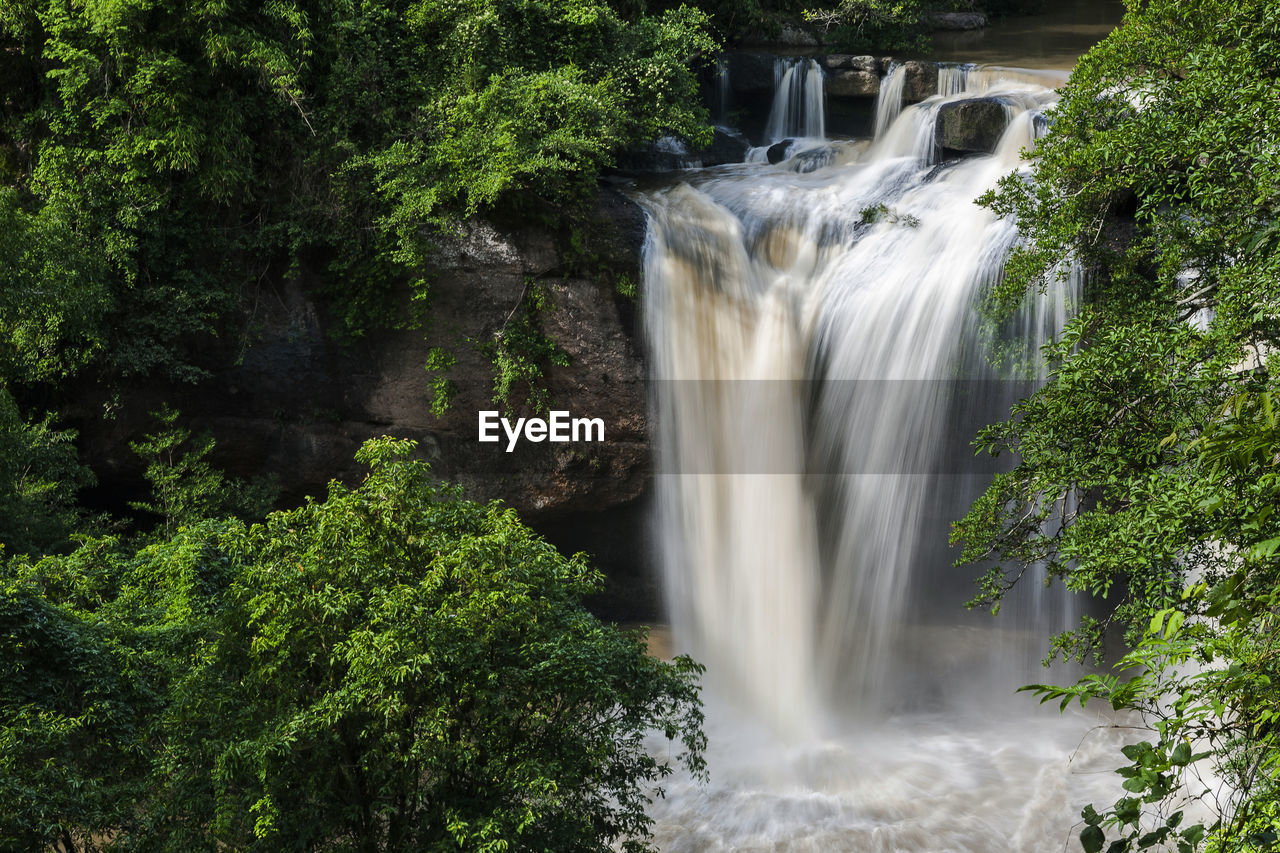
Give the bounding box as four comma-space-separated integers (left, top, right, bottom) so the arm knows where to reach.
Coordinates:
872, 62, 906, 139
938, 62, 970, 96
715, 56, 730, 124
763, 58, 825, 142
872, 61, 1067, 151
637, 66, 1122, 851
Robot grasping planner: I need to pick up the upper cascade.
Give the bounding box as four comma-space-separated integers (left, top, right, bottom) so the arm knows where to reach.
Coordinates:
868, 62, 1062, 161
721, 58, 1066, 168
763, 58, 826, 142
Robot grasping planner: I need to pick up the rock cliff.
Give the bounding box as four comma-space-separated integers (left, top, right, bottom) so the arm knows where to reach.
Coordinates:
69, 190, 653, 528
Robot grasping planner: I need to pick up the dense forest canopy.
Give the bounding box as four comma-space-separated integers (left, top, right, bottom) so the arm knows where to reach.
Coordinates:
0, 0, 715, 380
2, 438, 707, 851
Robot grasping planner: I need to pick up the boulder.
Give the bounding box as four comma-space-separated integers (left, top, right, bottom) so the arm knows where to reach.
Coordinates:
926, 11, 987, 30
696, 127, 752, 166
766, 139, 794, 164
936, 97, 1009, 154
615, 136, 698, 172
826, 69, 880, 97
901, 60, 939, 102
822, 54, 879, 73
614, 128, 752, 171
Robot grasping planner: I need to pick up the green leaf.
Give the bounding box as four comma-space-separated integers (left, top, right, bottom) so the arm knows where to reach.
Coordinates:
1249, 537, 1280, 560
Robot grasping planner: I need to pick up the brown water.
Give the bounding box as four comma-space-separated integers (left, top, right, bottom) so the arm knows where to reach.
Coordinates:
920, 0, 1126, 69
630, 9, 1154, 848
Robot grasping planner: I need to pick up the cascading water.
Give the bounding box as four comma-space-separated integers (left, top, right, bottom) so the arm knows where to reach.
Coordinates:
637, 66, 1128, 850
872, 63, 906, 139
715, 57, 730, 125
763, 58, 826, 142
938, 62, 970, 96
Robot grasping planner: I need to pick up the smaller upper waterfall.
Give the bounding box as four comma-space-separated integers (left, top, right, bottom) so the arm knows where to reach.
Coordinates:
873, 63, 907, 139
938, 62, 969, 96
869, 62, 1063, 163
715, 56, 730, 125
763, 58, 825, 142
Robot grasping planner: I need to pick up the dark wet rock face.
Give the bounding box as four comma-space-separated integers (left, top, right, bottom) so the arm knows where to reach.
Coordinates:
614, 128, 751, 173
727, 52, 779, 96
767, 138, 795, 164
69, 191, 652, 524
901, 60, 940, 103
616, 137, 699, 171
699, 127, 753, 166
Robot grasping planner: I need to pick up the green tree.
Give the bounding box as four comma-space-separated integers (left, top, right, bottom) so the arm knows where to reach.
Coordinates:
0, 387, 94, 557
0, 580, 141, 853
954, 0, 1280, 849
1, 0, 716, 388
803, 0, 927, 52
155, 438, 705, 852
128, 405, 276, 541
0, 529, 209, 852
1, 439, 705, 851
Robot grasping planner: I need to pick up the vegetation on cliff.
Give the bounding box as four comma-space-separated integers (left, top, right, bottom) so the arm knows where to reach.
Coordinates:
955, 0, 1280, 848
0, 0, 718, 557
0, 0, 715, 385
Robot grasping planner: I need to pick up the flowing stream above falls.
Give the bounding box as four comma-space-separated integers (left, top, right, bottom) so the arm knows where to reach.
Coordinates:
636, 61, 1126, 851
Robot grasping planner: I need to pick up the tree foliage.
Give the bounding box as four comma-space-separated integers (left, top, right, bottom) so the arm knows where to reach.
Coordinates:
803, 0, 928, 52
0, 0, 715, 387
1, 438, 705, 851
0, 0, 716, 558
0, 387, 94, 557
128, 405, 277, 541
954, 0, 1280, 848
